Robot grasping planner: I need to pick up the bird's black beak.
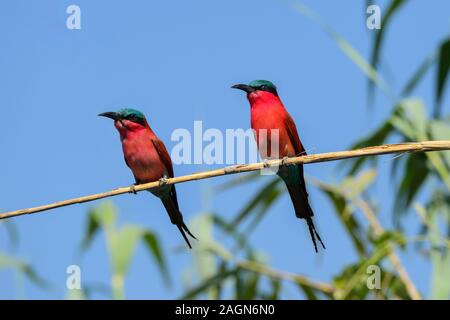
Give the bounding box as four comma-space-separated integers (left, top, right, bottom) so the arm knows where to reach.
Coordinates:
231, 84, 256, 93
98, 112, 120, 121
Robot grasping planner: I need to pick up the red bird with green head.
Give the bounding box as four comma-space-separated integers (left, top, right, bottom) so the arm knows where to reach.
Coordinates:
99, 108, 196, 248
232, 80, 325, 252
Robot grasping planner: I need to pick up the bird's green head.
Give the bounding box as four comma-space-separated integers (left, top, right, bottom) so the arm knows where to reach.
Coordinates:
231, 80, 278, 96
98, 108, 147, 126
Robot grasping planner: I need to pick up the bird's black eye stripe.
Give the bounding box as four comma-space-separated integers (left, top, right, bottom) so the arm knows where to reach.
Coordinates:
259, 85, 278, 95
125, 114, 145, 126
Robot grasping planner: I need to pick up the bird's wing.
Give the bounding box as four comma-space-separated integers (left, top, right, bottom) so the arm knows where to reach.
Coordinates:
151, 137, 174, 178
284, 114, 309, 196
151, 137, 179, 209
284, 114, 306, 156
151, 137, 197, 248
283, 114, 325, 252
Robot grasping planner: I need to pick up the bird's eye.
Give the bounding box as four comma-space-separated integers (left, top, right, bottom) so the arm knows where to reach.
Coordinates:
126, 114, 145, 125
260, 85, 268, 90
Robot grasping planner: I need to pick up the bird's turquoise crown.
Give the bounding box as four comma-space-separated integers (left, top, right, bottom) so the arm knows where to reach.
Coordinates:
117, 108, 145, 120
248, 80, 277, 91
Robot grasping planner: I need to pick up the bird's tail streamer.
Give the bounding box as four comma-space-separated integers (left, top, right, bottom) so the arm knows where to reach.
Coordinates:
177, 223, 197, 249
306, 216, 326, 253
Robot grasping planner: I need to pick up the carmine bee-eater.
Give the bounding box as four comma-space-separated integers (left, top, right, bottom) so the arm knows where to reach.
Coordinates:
232, 80, 325, 252
99, 108, 196, 248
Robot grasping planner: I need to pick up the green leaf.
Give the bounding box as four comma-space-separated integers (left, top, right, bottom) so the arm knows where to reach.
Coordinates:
112, 225, 168, 284
81, 202, 117, 250
430, 120, 450, 167
334, 240, 394, 299
333, 263, 370, 299
390, 100, 450, 189
217, 176, 282, 251
264, 279, 282, 300
431, 246, 450, 299
394, 153, 429, 214
435, 38, 450, 114
66, 289, 86, 300
368, 0, 408, 104
237, 271, 259, 299
0, 220, 19, 250
390, 99, 428, 140
111, 225, 143, 275
180, 268, 239, 299
66, 283, 111, 300
313, 179, 368, 256
244, 181, 282, 236
190, 214, 218, 288
340, 169, 377, 200
311, 170, 378, 257
212, 214, 253, 255
369, 230, 406, 249
418, 202, 450, 299
291, 2, 392, 99
0, 253, 48, 289
402, 55, 435, 96
80, 202, 168, 299
343, 120, 394, 174
370, 0, 408, 69
142, 231, 169, 285
92, 202, 117, 228
297, 283, 320, 300
185, 213, 236, 299
333, 260, 409, 299
231, 177, 281, 227
80, 210, 101, 250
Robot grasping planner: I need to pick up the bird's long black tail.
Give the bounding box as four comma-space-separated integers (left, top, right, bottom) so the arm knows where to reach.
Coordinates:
162, 192, 197, 249
305, 216, 326, 253
176, 222, 197, 249
284, 177, 326, 253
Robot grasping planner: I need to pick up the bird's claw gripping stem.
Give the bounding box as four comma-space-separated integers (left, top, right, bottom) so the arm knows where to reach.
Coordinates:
129, 184, 138, 194
159, 177, 169, 186
263, 159, 271, 168
281, 156, 290, 166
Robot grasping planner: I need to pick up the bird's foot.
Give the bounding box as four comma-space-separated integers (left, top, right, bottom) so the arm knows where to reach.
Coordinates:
159, 177, 169, 186
281, 156, 290, 166
129, 184, 138, 194
263, 159, 271, 168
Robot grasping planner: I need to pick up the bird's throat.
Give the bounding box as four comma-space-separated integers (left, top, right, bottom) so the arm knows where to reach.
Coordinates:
248, 91, 282, 108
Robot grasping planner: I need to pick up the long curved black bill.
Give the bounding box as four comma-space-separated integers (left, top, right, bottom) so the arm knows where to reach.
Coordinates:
231, 84, 256, 93
98, 112, 119, 120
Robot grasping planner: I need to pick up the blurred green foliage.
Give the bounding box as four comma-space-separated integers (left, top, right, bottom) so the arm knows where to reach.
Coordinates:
79, 202, 168, 299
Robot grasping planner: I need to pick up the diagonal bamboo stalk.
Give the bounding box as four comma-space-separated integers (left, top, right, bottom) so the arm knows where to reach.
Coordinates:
206, 244, 335, 295
1, 140, 449, 220
308, 176, 423, 300
356, 199, 422, 300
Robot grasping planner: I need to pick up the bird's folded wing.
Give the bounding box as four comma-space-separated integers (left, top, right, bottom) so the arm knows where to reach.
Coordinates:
151, 137, 174, 178
284, 114, 306, 156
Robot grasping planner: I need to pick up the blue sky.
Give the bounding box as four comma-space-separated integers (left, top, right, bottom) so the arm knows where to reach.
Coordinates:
0, 0, 449, 299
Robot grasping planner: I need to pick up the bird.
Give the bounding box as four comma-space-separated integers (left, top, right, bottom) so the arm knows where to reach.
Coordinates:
99, 108, 196, 248
231, 80, 325, 252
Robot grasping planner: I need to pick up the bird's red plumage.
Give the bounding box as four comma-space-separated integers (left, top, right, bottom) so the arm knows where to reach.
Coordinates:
109, 116, 196, 248
115, 119, 171, 182
245, 88, 325, 252
248, 90, 305, 159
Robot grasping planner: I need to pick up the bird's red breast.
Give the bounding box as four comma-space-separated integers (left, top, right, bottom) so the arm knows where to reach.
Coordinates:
115, 119, 171, 183
248, 90, 305, 159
